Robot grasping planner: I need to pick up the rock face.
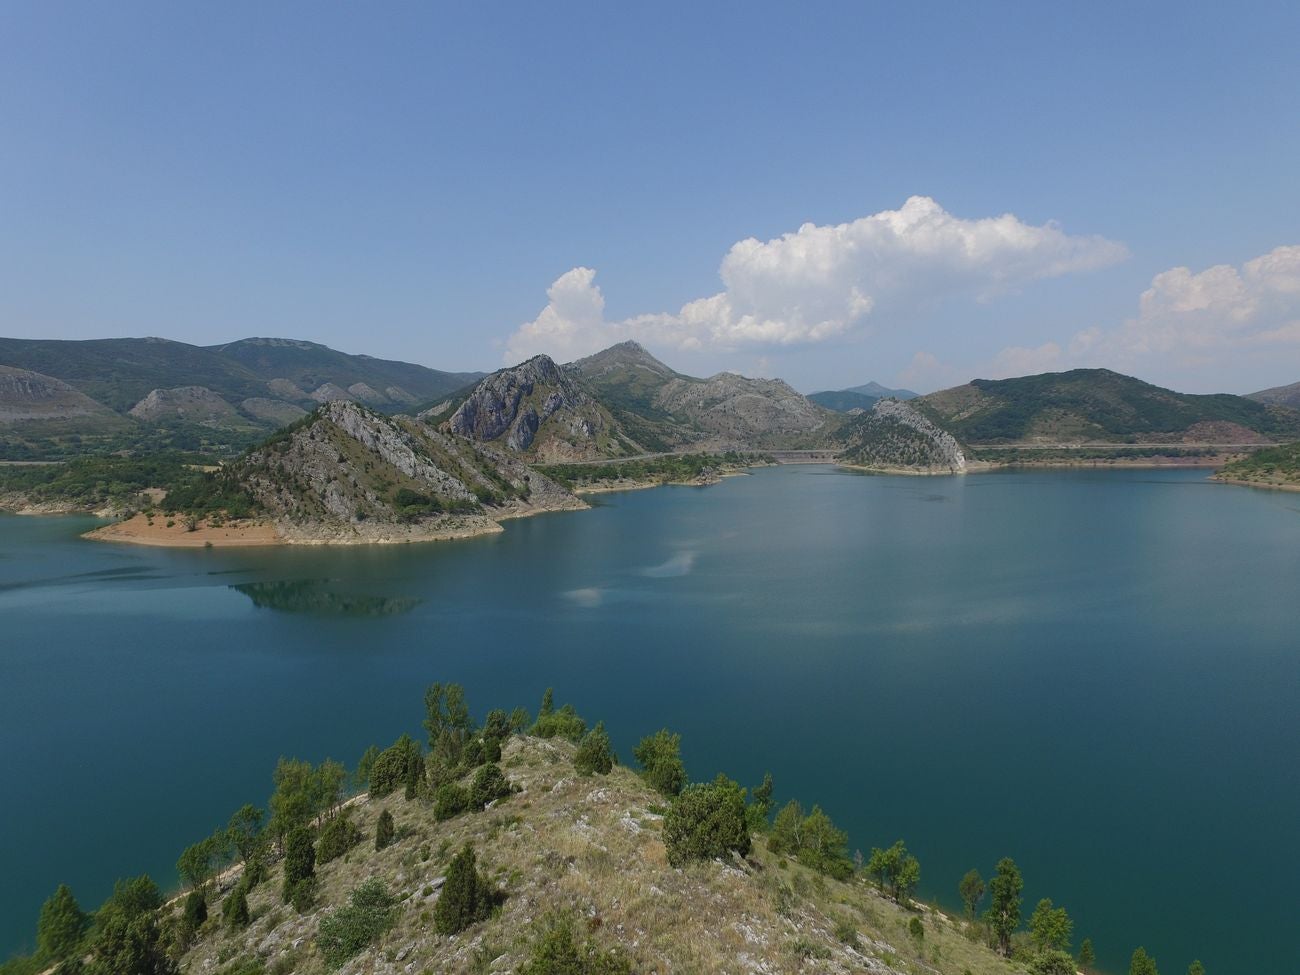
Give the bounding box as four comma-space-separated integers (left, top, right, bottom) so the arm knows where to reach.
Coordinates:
237, 400, 584, 541
0, 366, 124, 424
309, 383, 355, 404
128, 386, 241, 425
448, 355, 635, 461
837, 399, 966, 473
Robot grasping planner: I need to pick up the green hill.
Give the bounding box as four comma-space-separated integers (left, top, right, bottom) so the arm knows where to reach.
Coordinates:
808, 389, 880, 412
920, 369, 1300, 444
1214, 441, 1300, 487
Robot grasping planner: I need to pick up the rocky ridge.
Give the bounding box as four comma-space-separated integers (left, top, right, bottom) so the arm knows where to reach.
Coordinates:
836, 399, 967, 473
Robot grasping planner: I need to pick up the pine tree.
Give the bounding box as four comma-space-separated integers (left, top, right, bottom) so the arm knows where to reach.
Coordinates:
574, 721, 616, 775
1079, 937, 1096, 969
985, 857, 1023, 956
281, 826, 316, 905
434, 845, 490, 935
223, 885, 250, 930
1129, 946, 1160, 975
37, 884, 87, 962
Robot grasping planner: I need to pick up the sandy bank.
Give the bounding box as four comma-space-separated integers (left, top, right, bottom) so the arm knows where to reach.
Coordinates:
83, 514, 283, 547
1212, 476, 1300, 493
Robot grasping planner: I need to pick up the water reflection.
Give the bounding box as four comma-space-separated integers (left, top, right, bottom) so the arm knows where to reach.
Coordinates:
231, 579, 420, 616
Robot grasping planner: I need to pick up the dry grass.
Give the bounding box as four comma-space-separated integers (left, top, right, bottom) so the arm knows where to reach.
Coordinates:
177, 738, 1025, 975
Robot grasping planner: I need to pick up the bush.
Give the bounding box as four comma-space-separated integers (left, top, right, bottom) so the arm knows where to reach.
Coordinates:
317, 879, 398, 967
908, 917, 924, 942
374, 810, 395, 851
317, 814, 362, 864
521, 914, 633, 975
223, 885, 250, 930
469, 763, 513, 809
1030, 950, 1077, 975
433, 846, 494, 935
281, 827, 315, 906
662, 780, 751, 866
531, 705, 587, 742
633, 729, 686, 797
434, 783, 470, 821
574, 722, 616, 776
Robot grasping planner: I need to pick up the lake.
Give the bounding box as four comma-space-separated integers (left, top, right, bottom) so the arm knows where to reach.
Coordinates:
1, 465, 1297, 973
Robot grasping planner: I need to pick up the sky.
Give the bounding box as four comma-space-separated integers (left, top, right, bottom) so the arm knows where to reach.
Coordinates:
2, 2, 1299, 394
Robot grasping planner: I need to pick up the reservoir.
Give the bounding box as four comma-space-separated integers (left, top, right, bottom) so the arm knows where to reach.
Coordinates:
1, 466, 1297, 973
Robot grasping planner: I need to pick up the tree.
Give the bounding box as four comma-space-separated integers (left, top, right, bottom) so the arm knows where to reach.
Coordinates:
180, 890, 207, 943
985, 857, 1023, 956
1079, 937, 1096, 969
1129, 947, 1160, 975
226, 804, 266, 869
313, 759, 347, 820
799, 806, 854, 881
375, 809, 395, 851
36, 885, 87, 962
433, 845, 492, 935
1031, 950, 1077, 975
768, 799, 805, 855
317, 812, 362, 863
87, 910, 175, 975
177, 834, 220, 892
269, 758, 319, 845
663, 781, 751, 866
369, 735, 423, 798
959, 869, 986, 920
509, 706, 530, 733
470, 763, 513, 808
355, 745, 380, 791
1029, 898, 1072, 954
866, 840, 920, 903
223, 885, 250, 930
538, 687, 554, 718
281, 826, 316, 906
574, 722, 616, 775
632, 729, 686, 797
1187, 962, 1205, 975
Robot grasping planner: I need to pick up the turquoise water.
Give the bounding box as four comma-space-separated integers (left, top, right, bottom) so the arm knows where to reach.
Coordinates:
1, 466, 1297, 973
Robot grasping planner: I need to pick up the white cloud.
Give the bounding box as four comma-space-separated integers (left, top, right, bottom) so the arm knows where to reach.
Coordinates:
1070, 244, 1300, 366
505, 196, 1126, 363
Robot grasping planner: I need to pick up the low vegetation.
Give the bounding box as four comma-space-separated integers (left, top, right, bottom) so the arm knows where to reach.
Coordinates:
537, 451, 770, 490
0, 684, 1210, 975
1215, 440, 1300, 485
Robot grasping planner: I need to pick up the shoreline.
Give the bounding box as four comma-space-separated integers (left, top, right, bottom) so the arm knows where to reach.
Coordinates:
1211, 476, 1300, 493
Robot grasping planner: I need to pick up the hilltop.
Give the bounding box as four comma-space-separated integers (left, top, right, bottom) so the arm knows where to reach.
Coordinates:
809, 382, 919, 414
835, 400, 967, 473
918, 369, 1300, 445
1, 685, 1130, 975
1247, 379, 1300, 411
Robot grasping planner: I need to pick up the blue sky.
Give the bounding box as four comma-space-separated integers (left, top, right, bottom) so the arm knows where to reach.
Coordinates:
2, 1, 1299, 393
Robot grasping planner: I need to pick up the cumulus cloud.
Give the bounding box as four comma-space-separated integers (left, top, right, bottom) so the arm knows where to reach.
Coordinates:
1069, 244, 1300, 367
504, 196, 1126, 363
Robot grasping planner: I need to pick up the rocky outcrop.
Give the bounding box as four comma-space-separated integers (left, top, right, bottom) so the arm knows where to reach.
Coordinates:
654, 372, 831, 448
128, 386, 241, 425
837, 399, 966, 473
448, 355, 633, 461
0, 366, 124, 424
309, 383, 355, 404
237, 400, 584, 542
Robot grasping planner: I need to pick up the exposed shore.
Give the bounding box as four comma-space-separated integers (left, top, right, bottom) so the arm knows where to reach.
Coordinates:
1211, 475, 1300, 493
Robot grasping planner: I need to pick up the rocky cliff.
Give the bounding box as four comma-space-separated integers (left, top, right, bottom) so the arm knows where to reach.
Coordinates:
448, 354, 639, 461
0, 365, 128, 426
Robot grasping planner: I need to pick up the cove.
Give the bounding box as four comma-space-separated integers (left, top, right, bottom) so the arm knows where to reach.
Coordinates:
1, 466, 1297, 974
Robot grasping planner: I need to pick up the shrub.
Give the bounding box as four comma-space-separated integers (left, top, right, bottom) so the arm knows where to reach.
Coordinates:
908, 917, 924, 942
223, 885, 250, 930
36, 884, 87, 962
1030, 950, 1077, 975
433, 846, 494, 935
662, 780, 751, 866
521, 914, 633, 975
531, 704, 587, 742
317, 879, 398, 967
434, 783, 470, 821
374, 810, 395, 851
632, 729, 686, 797
281, 827, 315, 905
470, 763, 513, 809
317, 814, 362, 864
574, 722, 616, 776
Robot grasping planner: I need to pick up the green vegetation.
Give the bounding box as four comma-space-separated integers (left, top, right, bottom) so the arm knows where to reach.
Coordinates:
921, 368, 1300, 443
0, 682, 1207, 975
315, 879, 397, 967
662, 778, 751, 866
1079, 937, 1096, 969
632, 728, 687, 797
0, 453, 256, 516
1216, 440, 1300, 484
1130, 946, 1160, 975
432, 845, 495, 935
573, 721, 616, 775
537, 452, 770, 490
530, 687, 588, 742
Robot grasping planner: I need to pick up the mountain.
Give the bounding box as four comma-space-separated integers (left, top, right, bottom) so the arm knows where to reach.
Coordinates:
569, 341, 836, 451
0, 365, 133, 434
0, 336, 485, 458
809, 381, 918, 414
1248, 379, 1300, 410
808, 389, 881, 412
447, 354, 641, 462
845, 380, 919, 400
919, 368, 1300, 444
835, 399, 967, 472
